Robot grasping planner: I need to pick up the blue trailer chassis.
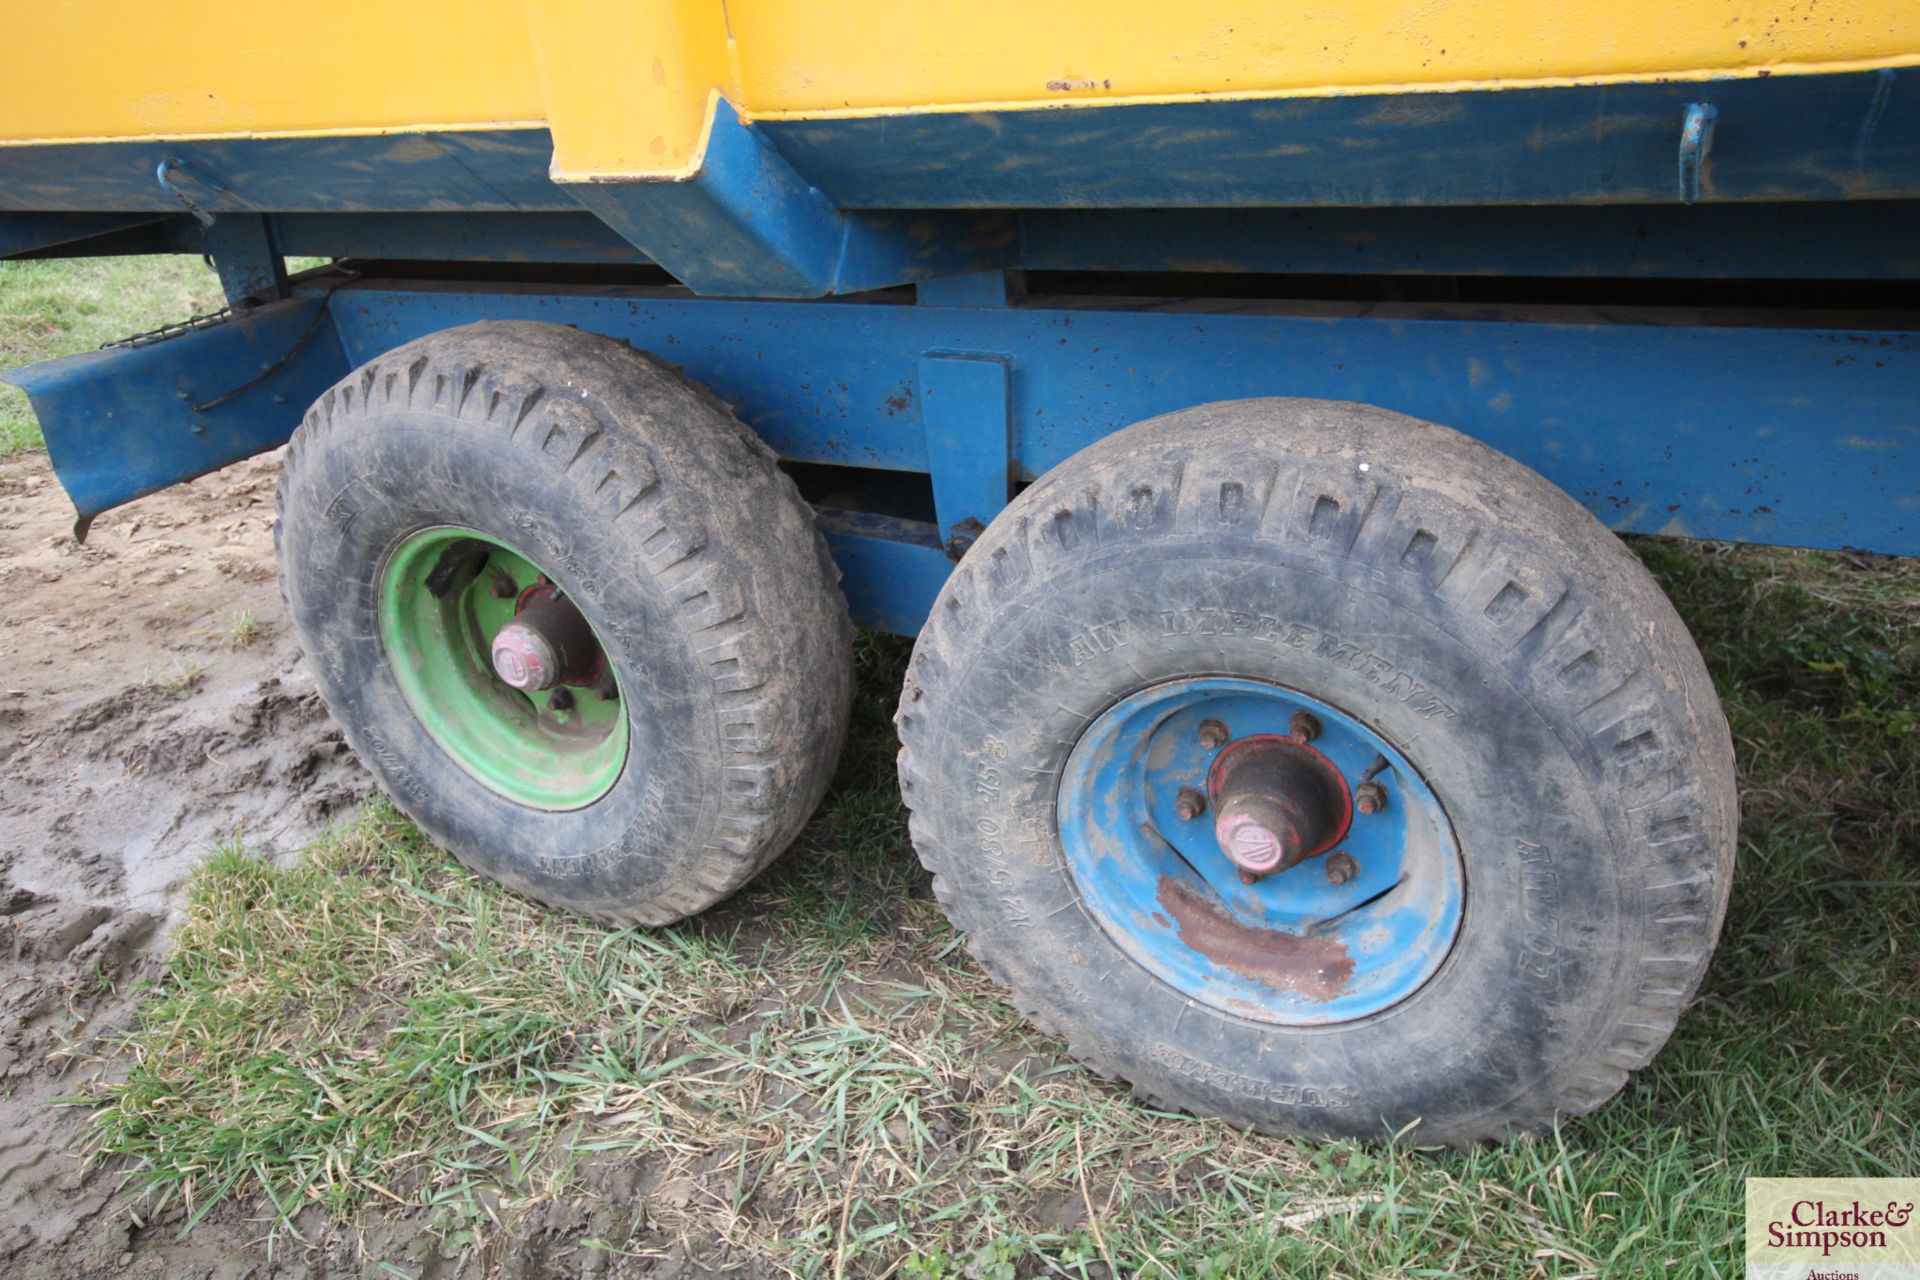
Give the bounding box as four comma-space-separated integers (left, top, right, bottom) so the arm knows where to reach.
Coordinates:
7, 264, 1916, 635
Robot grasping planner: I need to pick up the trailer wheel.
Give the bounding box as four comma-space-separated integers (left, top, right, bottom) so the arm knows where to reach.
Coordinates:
276, 321, 851, 925
897, 399, 1735, 1143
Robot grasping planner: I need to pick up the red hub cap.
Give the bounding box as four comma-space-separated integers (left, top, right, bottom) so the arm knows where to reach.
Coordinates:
1206, 735, 1354, 876
489, 583, 604, 692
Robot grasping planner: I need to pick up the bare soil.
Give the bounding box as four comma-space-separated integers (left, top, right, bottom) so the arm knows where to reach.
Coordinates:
0, 450, 401, 1278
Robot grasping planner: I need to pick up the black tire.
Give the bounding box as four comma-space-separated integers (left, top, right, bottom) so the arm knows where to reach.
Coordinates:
896, 398, 1736, 1143
277, 321, 852, 925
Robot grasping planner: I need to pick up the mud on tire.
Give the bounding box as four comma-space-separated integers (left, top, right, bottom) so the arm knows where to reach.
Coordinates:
277, 321, 852, 926
896, 398, 1736, 1143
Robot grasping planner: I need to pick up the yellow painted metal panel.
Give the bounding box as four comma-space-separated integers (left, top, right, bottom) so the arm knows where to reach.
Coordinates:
2, 0, 1916, 186
524, 0, 732, 180
0, 0, 545, 143
728, 0, 1920, 117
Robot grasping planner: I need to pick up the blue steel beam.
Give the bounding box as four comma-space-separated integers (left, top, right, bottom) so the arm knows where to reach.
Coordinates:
560, 101, 1014, 297
200, 213, 288, 306
1016, 202, 1920, 280
324, 285, 1920, 566
10, 280, 1917, 634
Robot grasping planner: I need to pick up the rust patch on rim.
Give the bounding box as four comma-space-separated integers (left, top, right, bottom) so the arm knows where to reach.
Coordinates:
1156, 877, 1355, 1002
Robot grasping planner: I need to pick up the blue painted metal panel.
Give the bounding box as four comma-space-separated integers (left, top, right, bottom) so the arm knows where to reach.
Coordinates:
764, 69, 1920, 209
4, 72, 1914, 230
562, 100, 1013, 297
1017, 201, 1920, 280
325, 284, 1920, 564
0, 296, 348, 533
0, 130, 570, 214
817, 513, 950, 634
918, 353, 1012, 550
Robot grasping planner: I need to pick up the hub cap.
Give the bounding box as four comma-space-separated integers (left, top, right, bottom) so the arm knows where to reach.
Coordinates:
378, 527, 627, 810
1057, 677, 1464, 1025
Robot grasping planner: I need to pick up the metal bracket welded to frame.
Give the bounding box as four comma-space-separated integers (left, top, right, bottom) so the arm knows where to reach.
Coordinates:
917, 352, 1012, 559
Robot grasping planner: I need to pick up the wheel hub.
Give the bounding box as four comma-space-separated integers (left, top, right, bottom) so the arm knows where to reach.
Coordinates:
378, 527, 628, 810
1207, 734, 1352, 876
1056, 676, 1464, 1025
491, 585, 603, 692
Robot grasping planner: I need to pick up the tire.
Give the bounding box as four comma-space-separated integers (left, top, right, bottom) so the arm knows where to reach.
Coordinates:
896, 398, 1736, 1143
277, 321, 852, 925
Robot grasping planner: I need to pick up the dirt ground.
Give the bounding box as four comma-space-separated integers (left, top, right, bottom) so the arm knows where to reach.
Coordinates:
0, 449, 405, 1278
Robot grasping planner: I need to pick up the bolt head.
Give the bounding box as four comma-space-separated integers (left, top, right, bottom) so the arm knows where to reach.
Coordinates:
1326, 851, 1359, 885
1173, 787, 1207, 821
1288, 710, 1321, 743
1196, 718, 1231, 750
1355, 781, 1388, 815
549, 686, 576, 712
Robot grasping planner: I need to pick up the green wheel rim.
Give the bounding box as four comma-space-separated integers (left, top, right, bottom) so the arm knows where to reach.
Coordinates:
378, 527, 627, 810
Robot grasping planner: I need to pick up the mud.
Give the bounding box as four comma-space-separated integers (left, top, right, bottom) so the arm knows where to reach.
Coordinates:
1, 449, 881, 1277
0, 450, 386, 1278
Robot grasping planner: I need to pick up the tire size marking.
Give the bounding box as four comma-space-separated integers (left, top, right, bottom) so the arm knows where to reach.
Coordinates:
972, 812, 1035, 929
1156, 608, 1458, 721
1514, 838, 1562, 979
1146, 1044, 1356, 1110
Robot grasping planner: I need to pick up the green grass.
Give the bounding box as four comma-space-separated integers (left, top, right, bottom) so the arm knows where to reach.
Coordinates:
14, 257, 1910, 1275
0, 256, 226, 453
82, 550, 1920, 1277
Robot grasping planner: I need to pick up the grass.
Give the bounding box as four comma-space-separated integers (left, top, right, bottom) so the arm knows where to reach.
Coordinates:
0, 256, 227, 453
209, 606, 263, 649
82, 552, 1920, 1277
7, 258, 1912, 1275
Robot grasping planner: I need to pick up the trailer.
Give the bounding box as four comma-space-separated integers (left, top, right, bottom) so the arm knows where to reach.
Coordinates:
3, 0, 1917, 1145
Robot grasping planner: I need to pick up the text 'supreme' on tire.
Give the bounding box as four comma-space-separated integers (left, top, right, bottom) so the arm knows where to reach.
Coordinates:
897, 398, 1736, 1143
277, 320, 852, 925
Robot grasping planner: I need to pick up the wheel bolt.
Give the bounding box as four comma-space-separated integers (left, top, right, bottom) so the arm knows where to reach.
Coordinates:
1174, 787, 1208, 820
1355, 781, 1388, 815
1326, 851, 1358, 885
1288, 710, 1321, 743
488, 570, 518, 599
549, 686, 576, 712
594, 675, 619, 702
1197, 718, 1230, 750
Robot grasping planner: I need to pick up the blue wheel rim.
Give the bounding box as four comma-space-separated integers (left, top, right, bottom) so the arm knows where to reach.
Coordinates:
1058, 677, 1464, 1026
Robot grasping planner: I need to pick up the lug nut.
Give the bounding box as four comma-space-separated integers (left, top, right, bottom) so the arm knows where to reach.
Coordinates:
1197, 718, 1231, 750
549, 686, 576, 712
1288, 710, 1321, 743
488, 570, 518, 599
1174, 787, 1208, 820
1355, 781, 1388, 815
1325, 851, 1359, 885
594, 674, 619, 702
